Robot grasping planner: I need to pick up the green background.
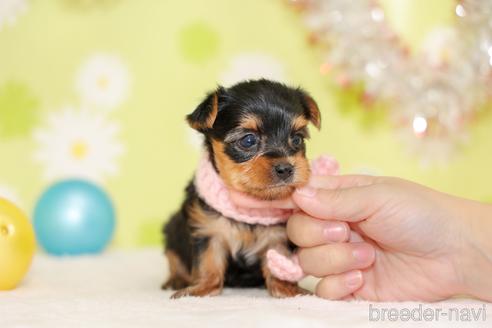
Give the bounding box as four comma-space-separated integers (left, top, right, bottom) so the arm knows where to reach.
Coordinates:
0, 0, 490, 248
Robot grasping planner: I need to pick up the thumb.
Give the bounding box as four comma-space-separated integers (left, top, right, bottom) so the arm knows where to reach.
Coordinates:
292, 184, 383, 222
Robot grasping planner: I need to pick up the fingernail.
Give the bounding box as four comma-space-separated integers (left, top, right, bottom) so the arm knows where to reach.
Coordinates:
345, 270, 363, 289
352, 244, 375, 264
323, 224, 347, 242
295, 186, 317, 198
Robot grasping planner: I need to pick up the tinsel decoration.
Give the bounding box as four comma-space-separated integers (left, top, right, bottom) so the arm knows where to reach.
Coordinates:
291, 0, 492, 163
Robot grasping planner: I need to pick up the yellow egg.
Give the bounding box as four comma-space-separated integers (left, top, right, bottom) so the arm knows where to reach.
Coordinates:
0, 198, 36, 290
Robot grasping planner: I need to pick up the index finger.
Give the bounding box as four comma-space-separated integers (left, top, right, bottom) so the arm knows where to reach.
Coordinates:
308, 174, 378, 190
292, 184, 383, 222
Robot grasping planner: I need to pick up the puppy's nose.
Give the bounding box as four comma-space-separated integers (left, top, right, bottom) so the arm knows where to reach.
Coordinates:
273, 163, 294, 181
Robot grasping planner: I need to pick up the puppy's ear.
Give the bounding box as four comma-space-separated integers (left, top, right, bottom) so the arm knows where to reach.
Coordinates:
187, 87, 224, 132
297, 89, 321, 130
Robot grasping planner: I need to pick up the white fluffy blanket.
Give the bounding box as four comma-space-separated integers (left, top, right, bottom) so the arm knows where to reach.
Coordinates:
0, 249, 490, 327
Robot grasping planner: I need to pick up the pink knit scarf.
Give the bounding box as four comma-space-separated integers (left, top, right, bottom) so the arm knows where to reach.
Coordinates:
194, 153, 339, 282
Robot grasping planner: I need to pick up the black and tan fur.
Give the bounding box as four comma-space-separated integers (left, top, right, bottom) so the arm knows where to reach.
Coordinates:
163, 79, 321, 298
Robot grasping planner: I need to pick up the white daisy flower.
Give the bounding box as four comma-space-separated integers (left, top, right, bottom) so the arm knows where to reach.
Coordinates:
0, 184, 21, 207
33, 107, 125, 183
0, 0, 28, 30
220, 53, 287, 86
76, 54, 130, 110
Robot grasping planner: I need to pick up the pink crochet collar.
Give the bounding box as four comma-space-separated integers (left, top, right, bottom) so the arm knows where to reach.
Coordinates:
194, 153, 339, 226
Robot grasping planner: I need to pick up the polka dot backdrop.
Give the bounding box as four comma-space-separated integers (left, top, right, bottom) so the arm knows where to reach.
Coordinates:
0, 0, 491, 248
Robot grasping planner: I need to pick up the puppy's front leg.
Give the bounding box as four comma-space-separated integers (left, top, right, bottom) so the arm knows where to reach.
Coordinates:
171, 238, 227, 299
262, 246, 309, 298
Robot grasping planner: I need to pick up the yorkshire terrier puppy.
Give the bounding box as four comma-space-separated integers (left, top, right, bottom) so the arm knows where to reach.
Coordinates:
163, 79, 321, 298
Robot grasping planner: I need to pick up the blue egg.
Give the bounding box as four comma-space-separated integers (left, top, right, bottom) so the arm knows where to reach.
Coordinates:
33, 180, 115, 256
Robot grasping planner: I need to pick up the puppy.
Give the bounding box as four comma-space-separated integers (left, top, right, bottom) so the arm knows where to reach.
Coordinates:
162, 79, 321, 298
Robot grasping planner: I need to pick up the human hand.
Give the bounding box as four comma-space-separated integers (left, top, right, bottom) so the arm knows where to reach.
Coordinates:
288, 175, 492, 301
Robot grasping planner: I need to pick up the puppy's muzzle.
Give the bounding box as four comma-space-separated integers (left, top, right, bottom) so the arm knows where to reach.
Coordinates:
273, 163, 294, 181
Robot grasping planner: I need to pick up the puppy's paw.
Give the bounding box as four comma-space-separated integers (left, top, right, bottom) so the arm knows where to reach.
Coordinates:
161, 277, 190, 290
267, 278, 311, 298
311, 155, 339, 176
266, 249, 304, 282
170, 284, 223, 299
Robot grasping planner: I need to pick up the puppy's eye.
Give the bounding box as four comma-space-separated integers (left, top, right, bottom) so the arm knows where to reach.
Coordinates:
238, 134, 258, 149
291, 134, 304, 147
